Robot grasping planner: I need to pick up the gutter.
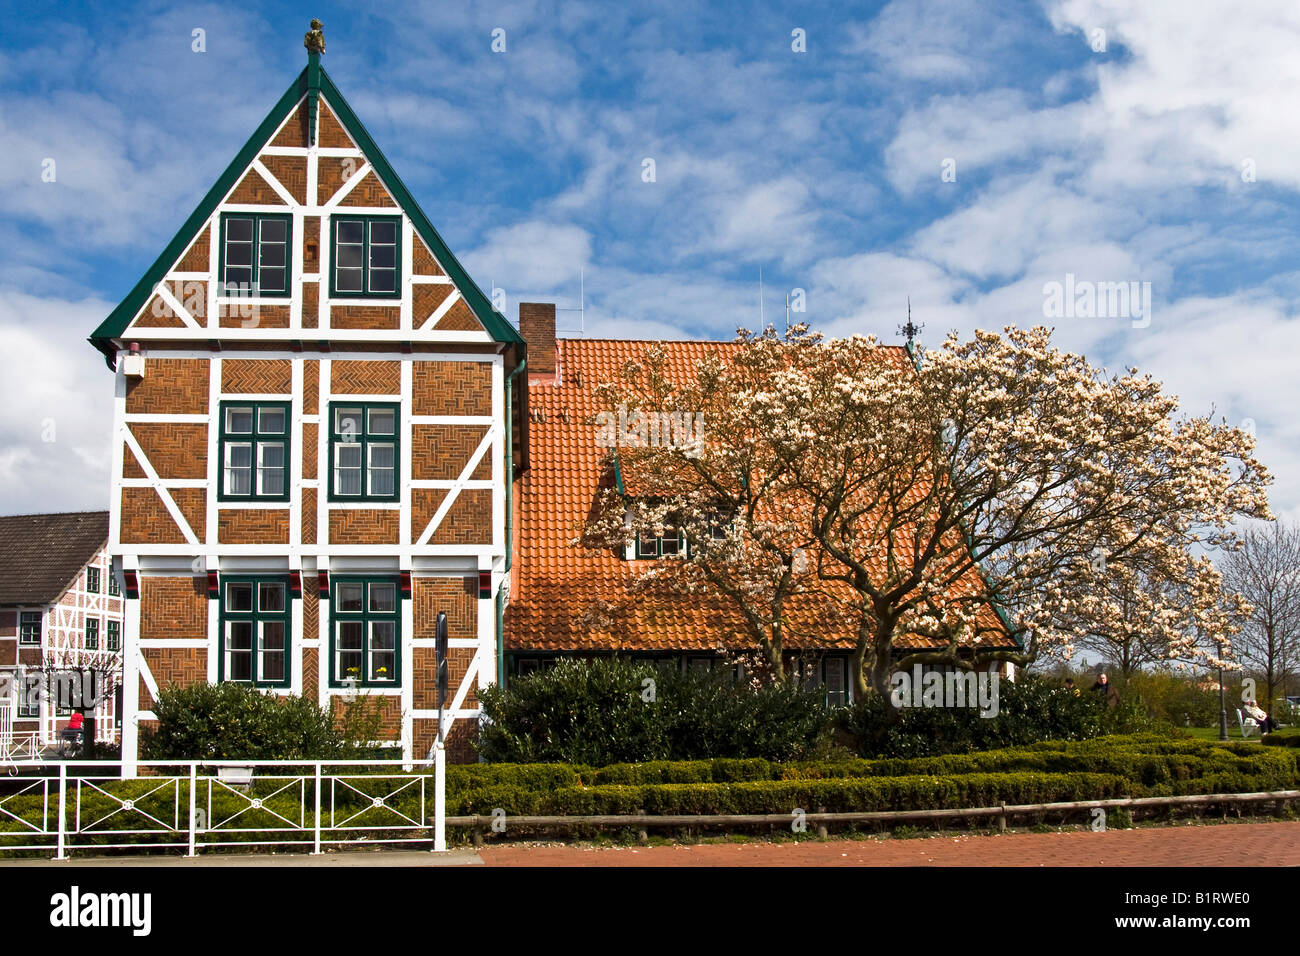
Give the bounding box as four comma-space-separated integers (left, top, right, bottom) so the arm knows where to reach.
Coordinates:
499, 356, 527, 687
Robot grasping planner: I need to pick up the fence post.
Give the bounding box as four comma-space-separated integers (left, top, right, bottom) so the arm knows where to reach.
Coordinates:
187, 764, 198, 857
54, 763, 68, 861
313, 762, 322, 855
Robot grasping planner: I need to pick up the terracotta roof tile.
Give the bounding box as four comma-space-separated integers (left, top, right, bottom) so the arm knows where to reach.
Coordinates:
505, 339, 1013, 654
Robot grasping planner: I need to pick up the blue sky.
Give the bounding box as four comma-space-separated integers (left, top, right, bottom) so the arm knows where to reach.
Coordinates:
3, 0, 1300, 518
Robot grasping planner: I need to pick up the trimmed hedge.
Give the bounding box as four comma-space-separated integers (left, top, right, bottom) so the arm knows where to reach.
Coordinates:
1262, 728, 1300, 749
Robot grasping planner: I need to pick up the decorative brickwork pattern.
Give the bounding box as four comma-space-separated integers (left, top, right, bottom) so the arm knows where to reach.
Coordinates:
218, 509, 290, 544
303, 360, 319, 413
133, 294, 186, 328
302, 281, 319, 329
228, 168, 287, 206
330, 360, 401, 394
413, 646, 478, 709
412, 237, 445, 276
167, 280, 208, 320
331, 693, 401, 740
330, 305, 400, 330
412, 284, 453, 325
303, 217, 320, 273
413, 425, 490, 480
221, 358, 291, 394
411, 489, 445, 541
171, 487, 207, 542
413, 361, 493, 416
413, 577, 477, 642
177, 228, 210, 272
271, 102, 310, 148
123, 443, 145, 478
303, 645, 318, 700
303, 590, 319, 643
141, 647, 207, 701
125, 359, 209, 414
318, 101, 354, 150
302, 487, 317, 544
219, 304, 291, 328
430, 489, 492, 545
121, 488, 186, 544
316, 156, 359, 205
434, 299, 484, 332
129, 423, 208, 479
412, 718, 476, 763
141, 577, 207, 641
259, 155, 307, 205
338, 169, 397, 207
328, 509, 400, 544
302, 423, 318, 479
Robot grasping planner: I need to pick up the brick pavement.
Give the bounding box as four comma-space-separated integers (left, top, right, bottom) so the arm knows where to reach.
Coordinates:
478, 820, 1300, 867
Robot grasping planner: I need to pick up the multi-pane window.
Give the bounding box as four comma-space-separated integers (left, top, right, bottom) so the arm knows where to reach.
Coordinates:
331, 216, 400, 297
802, 657, 849, 708
329, 404, 399, 501
331, 578, 400, 686
17, 675, 38, 718
220, 578, 290, 687
86, 567, 100, 593
18, 612, 40, 646
108, 572, 120, 597
219, 402, 290, 501
636, 523, 682, 558
220, 214, 291, 296
107, 621, 121, 653
85, 619, 99, 651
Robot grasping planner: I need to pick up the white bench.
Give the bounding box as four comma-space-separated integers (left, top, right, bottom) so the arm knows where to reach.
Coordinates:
1236, 709, 1261, 738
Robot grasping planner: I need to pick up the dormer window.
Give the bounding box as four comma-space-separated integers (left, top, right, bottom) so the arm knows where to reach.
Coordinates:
636, 523, 683, 559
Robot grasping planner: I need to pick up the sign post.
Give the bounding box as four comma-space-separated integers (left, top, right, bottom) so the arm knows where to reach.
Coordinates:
434, 611, 448, 852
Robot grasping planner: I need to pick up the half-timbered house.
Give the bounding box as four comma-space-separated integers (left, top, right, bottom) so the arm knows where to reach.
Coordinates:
90, 45, 526, 770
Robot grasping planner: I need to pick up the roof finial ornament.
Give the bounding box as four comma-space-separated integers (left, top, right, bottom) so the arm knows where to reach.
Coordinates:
305, 18, 326, 55
898, 297, 923, 351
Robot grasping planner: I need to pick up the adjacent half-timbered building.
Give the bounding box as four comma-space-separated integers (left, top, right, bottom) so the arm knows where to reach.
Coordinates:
90, 47, 526, 770
0, 512, 123, 749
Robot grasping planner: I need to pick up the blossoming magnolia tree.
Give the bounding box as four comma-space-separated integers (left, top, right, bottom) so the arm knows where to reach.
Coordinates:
578, 330, 851, 679
583, 325, 1271, 700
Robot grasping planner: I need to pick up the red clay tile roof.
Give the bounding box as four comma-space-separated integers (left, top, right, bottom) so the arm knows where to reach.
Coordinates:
504, 339, 1013, 654
0, 511, 107, 606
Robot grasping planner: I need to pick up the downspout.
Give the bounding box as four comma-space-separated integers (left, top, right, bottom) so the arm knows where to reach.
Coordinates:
499, 358, 527, 686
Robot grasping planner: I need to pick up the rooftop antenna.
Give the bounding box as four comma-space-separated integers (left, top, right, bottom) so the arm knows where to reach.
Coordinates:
759, 267, 765, 329
785, 291, 790, 335
555, 265, 585, 337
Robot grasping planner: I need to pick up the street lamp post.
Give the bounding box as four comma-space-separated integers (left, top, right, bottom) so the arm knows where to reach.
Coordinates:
1217, 638, 1229, 741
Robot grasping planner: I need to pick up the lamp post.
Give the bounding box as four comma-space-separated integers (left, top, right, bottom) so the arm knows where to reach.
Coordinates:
1217, 638, 1229, 741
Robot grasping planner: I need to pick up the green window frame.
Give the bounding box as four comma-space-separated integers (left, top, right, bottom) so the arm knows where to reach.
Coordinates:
219, 576, 291, 687
86, 567, 100, 593
16, 675, 39, 719
218, 401, 291, 502
108, 571, 120, 597
329, 576, 400, 688
329, 215, 401, 298
328, 402, 399, 502
85, 618, 99, 651
18, 612, 40, 646
106, 621, 121, 653
636, 522, 683, 559
219, 213, 292, 297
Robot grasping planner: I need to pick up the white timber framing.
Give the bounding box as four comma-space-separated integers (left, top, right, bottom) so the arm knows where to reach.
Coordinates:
108, 91, 509, 791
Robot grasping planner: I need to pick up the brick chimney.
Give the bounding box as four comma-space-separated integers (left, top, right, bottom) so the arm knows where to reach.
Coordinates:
519, 302, 557, 383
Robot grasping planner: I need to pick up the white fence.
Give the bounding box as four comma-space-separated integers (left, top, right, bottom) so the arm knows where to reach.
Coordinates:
0, 759, 444, 859
0, 703, 42, 766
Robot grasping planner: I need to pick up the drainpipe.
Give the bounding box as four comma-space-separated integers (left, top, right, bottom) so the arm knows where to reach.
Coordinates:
499, 358, 527, 686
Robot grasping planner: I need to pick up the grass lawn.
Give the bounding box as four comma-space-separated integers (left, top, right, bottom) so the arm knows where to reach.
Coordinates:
1178, 725, 1266, 744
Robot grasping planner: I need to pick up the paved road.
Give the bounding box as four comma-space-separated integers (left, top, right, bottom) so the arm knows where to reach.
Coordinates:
479, 821, 1300, 866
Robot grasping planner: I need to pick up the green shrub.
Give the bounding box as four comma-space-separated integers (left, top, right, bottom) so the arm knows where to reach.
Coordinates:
140, 682, 378, 760
475, 658, 831, 764
835, 673, 1131, 758
1262, 728, 1300, 748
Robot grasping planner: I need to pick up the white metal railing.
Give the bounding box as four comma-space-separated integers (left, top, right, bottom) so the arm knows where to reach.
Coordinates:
0, 759, 442, 859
